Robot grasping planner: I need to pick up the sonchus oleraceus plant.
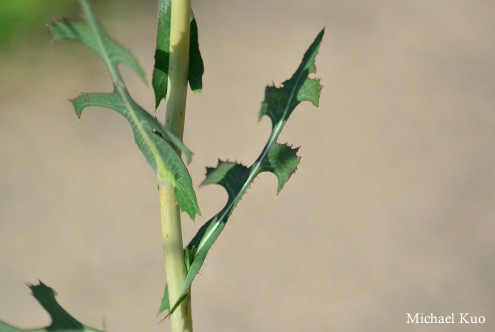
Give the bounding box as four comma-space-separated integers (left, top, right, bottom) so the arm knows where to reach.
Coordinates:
0, 0, 324, 331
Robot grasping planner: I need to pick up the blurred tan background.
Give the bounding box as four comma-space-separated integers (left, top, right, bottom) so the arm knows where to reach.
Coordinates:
1, 0, 494, 331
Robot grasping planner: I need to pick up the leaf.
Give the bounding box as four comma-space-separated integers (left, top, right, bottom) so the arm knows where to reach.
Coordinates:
51, 0, 144, 84
159, 284, 170, 313
201, 161, 251, 197
158, 245, 197, 314
152, 0, 204, 108
0, 281, 102, 332
51, 0, 200, 219
261, 144, 300, 193
258, 30, 324, 125
188, 13, 204, 92
160, 28, 324, 316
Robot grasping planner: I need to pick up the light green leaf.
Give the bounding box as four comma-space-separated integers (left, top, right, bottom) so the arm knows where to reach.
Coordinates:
152, 0, 204, 108
0, 282, 102, 332
51, 0, 200, 219
51, 0, 144, 84
159, 284, 170, 313
160, 28, 324, 315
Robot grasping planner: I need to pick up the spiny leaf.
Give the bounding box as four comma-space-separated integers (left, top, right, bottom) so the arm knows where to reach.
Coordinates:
201, 161, 251, 198
152, 0, 204, 108
258, 29, 324, 125
0, 281, 102, 331
51, 0, 200, 219
261, 143, 300, 193
160, 28, 324, 316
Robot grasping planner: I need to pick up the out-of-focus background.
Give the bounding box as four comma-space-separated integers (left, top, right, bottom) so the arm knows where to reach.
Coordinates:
1, 0, 494, 331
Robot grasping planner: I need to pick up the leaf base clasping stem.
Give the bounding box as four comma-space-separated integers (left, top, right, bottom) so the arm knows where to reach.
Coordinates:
160, 183, 193, 332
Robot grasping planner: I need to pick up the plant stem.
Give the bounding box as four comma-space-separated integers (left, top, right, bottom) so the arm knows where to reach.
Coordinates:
159, 184, 193, 332
165, 0, 191, 141
161, 0, 193, 331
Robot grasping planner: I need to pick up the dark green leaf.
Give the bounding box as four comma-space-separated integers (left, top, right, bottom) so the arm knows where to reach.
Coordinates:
0, 281, 102, 331
258, 29, 324, 125
160, 28, 324, 315
152, 0, 204, 108
188, 13, 204, 92
201, 161, 251, 198
261, 143, 300, 193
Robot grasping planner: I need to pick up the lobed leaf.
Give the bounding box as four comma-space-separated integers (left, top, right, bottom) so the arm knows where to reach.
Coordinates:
261, 143, 301, 193
258, 30, 324, 126
201, 161, 251, 198
51, 0, 144, 84
0, 282, 102, 332
152, 0, 204, 108
161, 28, 324, 316
51, 0, 200, 219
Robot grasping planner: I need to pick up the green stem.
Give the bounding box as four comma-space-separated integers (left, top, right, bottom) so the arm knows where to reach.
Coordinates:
165, 0, 191, 141
160, 184, 193, 332
160, 0, 193, 331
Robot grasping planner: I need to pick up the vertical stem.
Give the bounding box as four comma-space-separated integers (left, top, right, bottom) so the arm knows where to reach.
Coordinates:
161, 0, 193, 332
165, 0, 191, 141
160, 184, 193, 332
